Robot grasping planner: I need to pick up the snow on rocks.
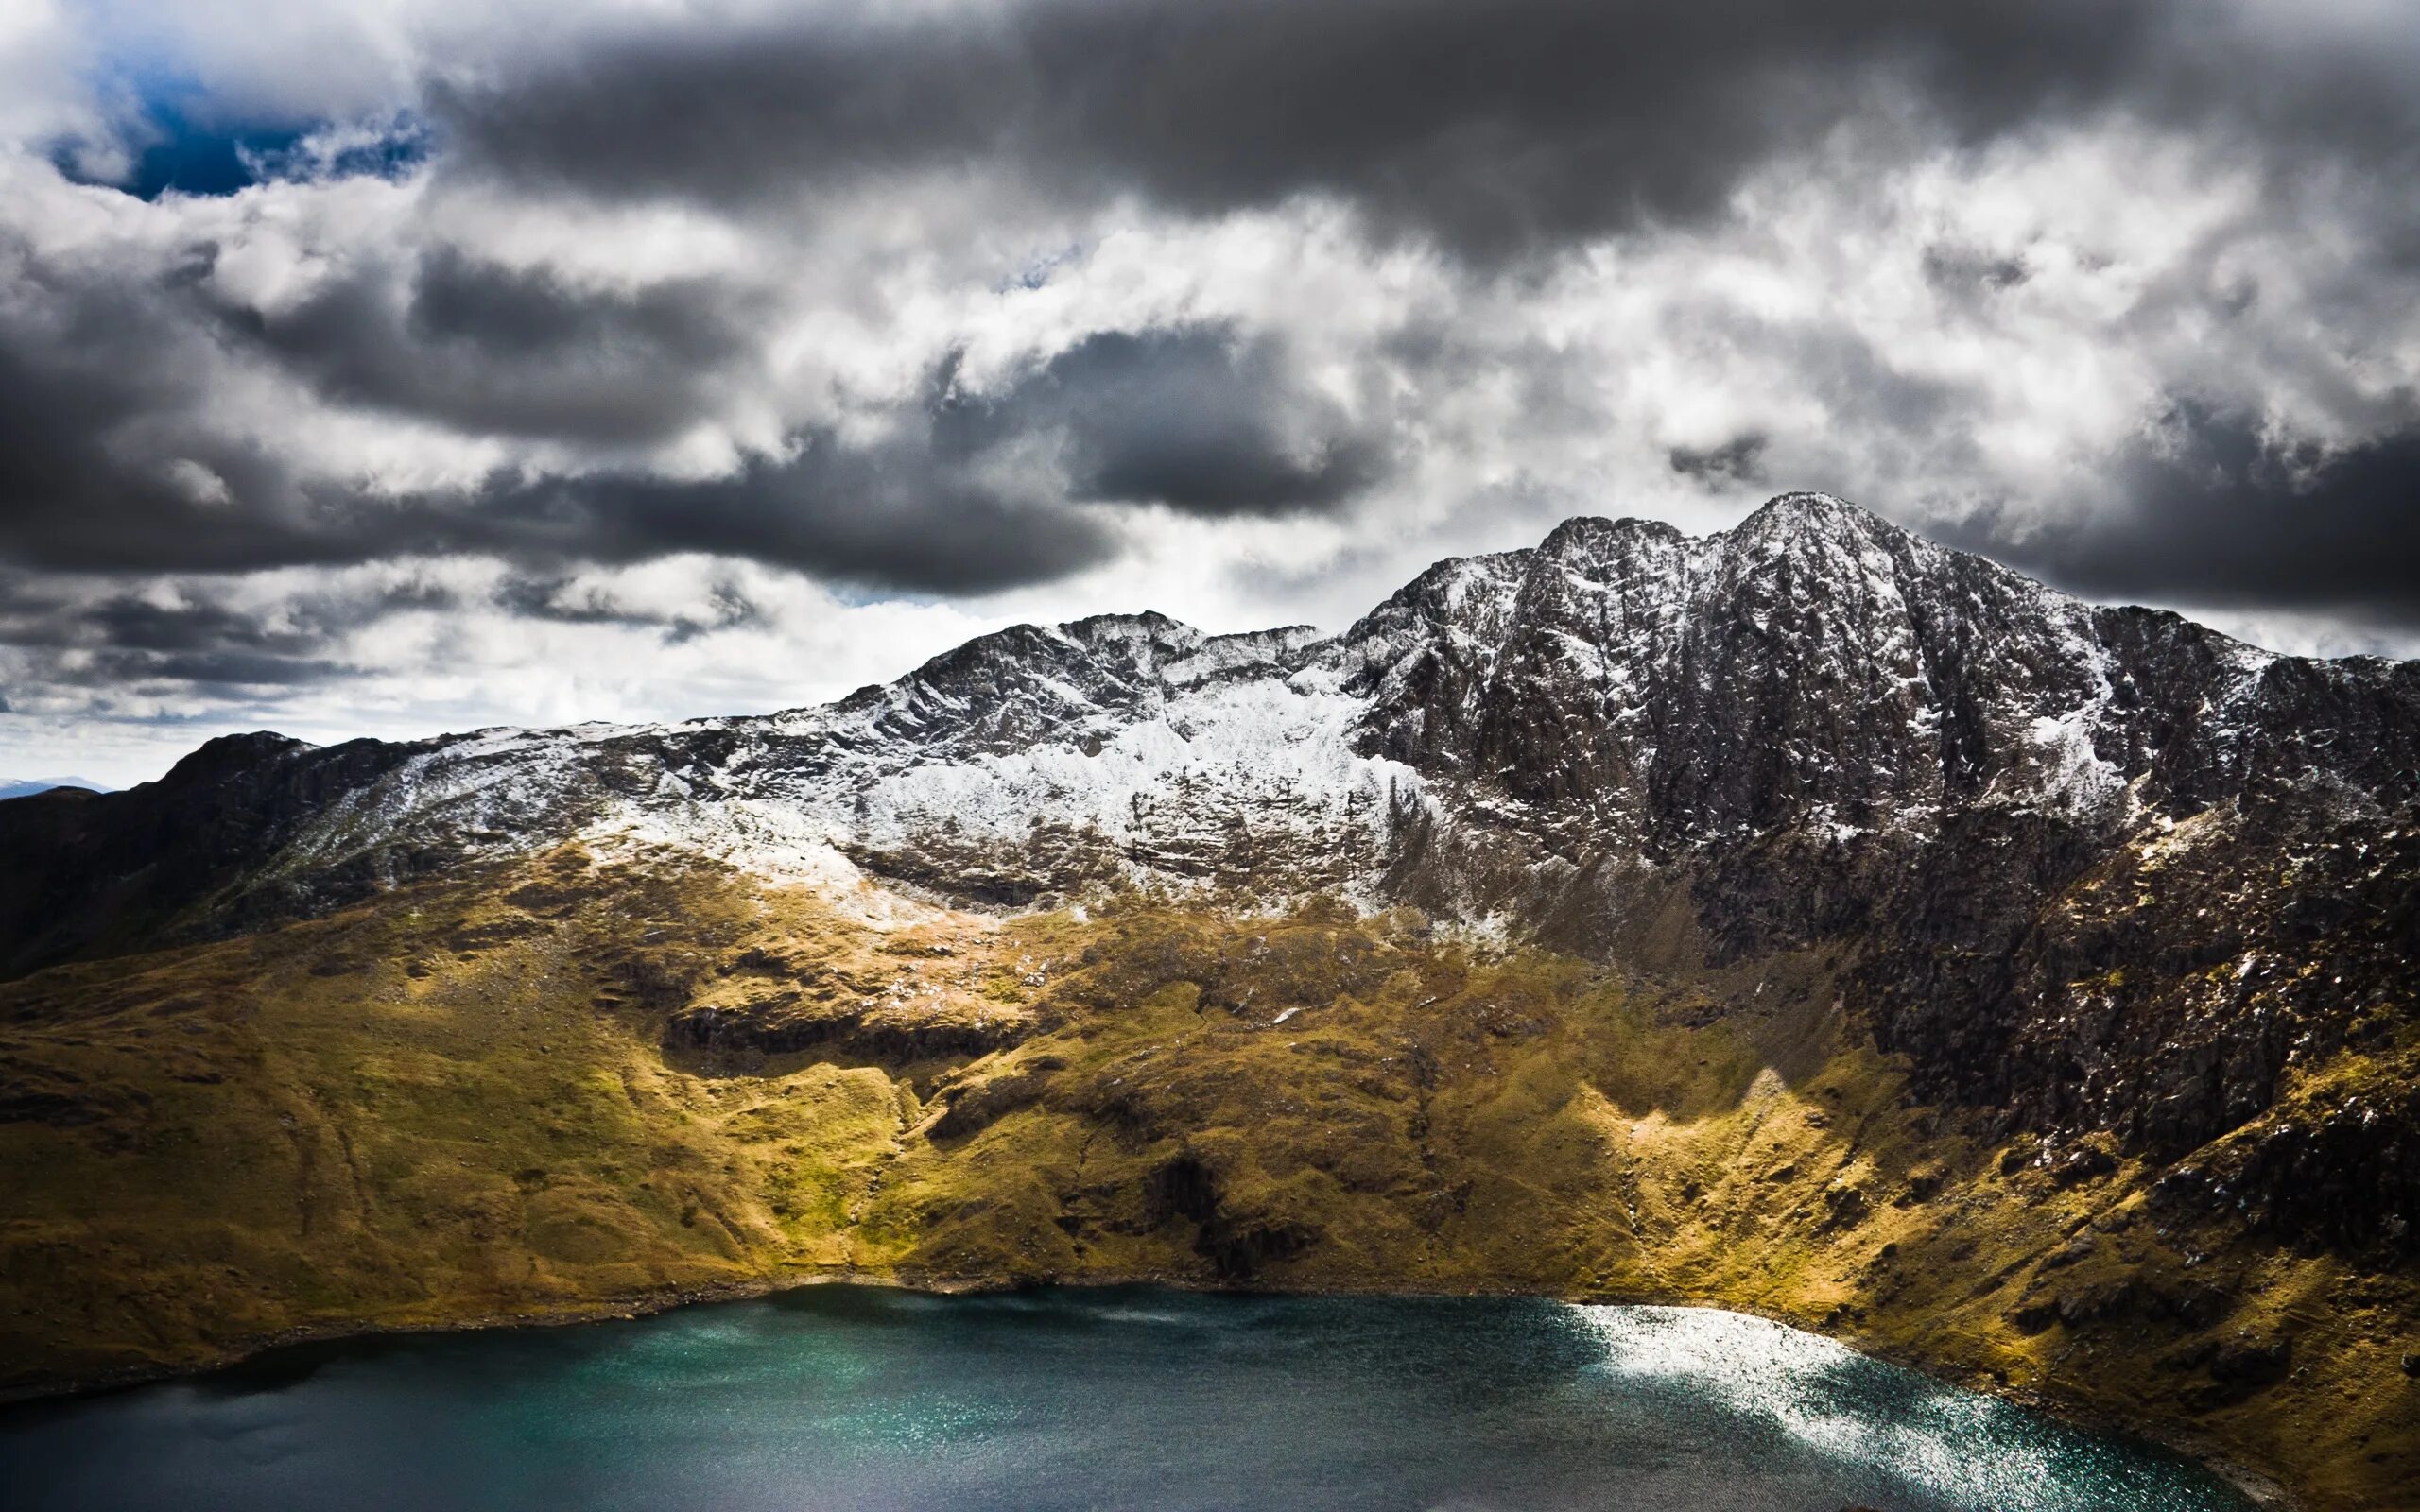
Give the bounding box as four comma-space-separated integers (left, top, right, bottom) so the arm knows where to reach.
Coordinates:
258, 497, 2412, 925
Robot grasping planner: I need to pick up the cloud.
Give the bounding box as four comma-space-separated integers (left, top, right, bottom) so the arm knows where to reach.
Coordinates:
0, 259, 311, 574
0, 572, 455, 689
1669, 435, 1770, 489
0, 193, 1378, 589
935, 326, 1389, 516
462, 427, 1120, 593
1948, 402, 2420, 625
453, 323, 1390, 592
213, 244, 762, 444
490, 571, 770, 645
426, 0, 2419, 264
1920, 243, 2031, 299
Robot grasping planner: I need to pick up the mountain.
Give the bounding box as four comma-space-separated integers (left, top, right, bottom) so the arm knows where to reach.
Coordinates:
10, 493, 2412, 1185
2, 494, 2414, 1505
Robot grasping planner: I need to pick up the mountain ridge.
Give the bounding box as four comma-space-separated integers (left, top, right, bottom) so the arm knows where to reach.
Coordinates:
9, 494, 2411, 1018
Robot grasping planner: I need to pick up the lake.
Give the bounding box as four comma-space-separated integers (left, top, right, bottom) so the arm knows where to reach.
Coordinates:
0, 1285, 2253, 1511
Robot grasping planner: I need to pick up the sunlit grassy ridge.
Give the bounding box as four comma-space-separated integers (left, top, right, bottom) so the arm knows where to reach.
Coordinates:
0, 848, 2410, 1507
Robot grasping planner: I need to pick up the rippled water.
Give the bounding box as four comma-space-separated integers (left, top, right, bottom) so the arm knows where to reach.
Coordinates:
0, 1286, 2251, 1511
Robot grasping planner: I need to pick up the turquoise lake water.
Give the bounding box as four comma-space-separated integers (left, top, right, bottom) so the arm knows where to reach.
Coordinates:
0, 1285, 2253, 1510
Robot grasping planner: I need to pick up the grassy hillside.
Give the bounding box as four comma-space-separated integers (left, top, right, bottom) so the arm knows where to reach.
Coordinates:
0, 847, 2411, 1507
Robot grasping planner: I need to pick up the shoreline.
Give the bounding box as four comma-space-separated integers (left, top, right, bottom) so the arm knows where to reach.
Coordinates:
0, 1265, 2297, 1510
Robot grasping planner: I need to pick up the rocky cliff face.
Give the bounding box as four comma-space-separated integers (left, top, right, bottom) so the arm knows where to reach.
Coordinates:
1332, 498, 2419, 1255
6, 492, 2414, 1263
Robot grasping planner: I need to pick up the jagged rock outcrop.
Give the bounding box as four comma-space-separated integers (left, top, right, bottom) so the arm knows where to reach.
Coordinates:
5, 492, 2414, 1261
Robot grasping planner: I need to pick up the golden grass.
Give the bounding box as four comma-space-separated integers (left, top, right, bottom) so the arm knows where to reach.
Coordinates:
0, 847, 2409, 1507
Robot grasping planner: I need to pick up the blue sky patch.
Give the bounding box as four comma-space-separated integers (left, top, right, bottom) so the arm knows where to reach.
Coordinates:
54, 104, 431, 200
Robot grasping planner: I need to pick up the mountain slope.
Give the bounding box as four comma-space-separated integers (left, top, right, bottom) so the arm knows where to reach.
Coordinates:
1, 855, 2408, 1507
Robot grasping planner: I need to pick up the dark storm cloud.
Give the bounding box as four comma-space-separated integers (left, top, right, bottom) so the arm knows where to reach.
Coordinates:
0, 575, 455, 697
1669, 435, 1769, 489
1947, 403, 2420, 627
430, 0, 2415, 263
493, 574, 660, 626
213, 245, 759, 445
457, 425, 1117, 594
935, 327, 1387, 516
436, 326, 1380, 590
497, 574, 767, 644
1921, 244, 2031, 299
42, 647, 345, 689
0, 262, 333, 575
0, 396, 1116, 593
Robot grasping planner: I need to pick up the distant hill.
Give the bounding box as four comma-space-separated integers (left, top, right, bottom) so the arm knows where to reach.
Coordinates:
0, 777, 111, 801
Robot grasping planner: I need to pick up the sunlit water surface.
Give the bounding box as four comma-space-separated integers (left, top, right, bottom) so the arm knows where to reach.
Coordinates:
0, 1286, 2251, 1511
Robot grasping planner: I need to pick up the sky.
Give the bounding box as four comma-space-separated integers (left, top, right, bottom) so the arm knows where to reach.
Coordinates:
1, 0, 2416, 788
